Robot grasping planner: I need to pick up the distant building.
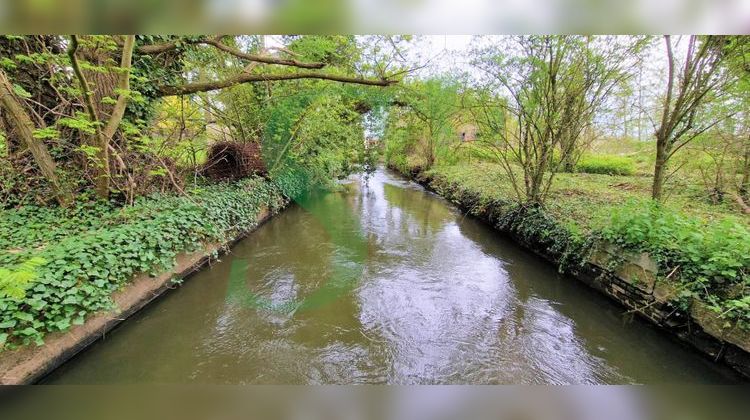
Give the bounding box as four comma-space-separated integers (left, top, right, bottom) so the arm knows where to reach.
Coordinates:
456, 123, 478, 142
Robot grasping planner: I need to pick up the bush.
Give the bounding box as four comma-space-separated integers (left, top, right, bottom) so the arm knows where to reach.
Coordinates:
576, 155, 635, 176
0, 177, 287, 348
600, 200, 750, 329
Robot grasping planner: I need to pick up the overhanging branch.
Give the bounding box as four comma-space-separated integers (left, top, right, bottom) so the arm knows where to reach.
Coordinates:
157, 72, 396, 96
202, 38, 325, 69
133, 36, 326, 69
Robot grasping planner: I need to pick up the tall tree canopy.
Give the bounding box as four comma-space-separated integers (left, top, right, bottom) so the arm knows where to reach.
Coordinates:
0, 35, 401, 206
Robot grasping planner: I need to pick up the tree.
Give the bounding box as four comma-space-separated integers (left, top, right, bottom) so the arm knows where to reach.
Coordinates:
724, 36, 750, 204
398, 78, 461, 168
651, 35, 738, 201
67, 35, 136, 199
471, 35, 641, 204
128, 35, 396, 96
0, 35, 400, 205
0, 69, 72, 205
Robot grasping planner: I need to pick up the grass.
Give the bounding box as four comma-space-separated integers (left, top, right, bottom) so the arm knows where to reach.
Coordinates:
426, 162, 749, 233
575, 154, 636, 176
589, 136, 656, 176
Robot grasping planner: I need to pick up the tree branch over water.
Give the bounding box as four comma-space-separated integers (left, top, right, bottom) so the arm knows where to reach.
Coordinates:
130, 35, 398, 96
130, 36, 326, 69
157, 72, 396, 96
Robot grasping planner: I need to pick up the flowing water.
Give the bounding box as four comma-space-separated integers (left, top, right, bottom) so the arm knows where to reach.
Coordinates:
44, 169, 741, 384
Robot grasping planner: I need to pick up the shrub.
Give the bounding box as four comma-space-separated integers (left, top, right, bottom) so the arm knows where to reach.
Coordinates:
600, 200, 750, 328
576, 155, 635, 176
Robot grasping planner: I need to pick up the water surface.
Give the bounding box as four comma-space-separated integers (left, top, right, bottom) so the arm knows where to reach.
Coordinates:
44, 169, 741, 384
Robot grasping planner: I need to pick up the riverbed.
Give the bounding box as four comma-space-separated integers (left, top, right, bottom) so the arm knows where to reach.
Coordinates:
44, 169, 740, 384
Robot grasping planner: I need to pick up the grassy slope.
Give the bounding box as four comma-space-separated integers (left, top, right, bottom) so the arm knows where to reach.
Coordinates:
427, 162, 748, 233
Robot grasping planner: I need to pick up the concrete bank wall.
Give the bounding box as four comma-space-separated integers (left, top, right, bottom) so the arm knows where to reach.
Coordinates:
404, 168, 750, 379
0, 207, 280, 385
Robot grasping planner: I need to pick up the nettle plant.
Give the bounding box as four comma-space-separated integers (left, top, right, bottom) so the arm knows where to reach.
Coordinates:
600, 200, 750, 328
0, 177, 286, 348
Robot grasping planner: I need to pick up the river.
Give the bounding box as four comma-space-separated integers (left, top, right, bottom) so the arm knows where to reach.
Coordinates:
43, 169, 740, 384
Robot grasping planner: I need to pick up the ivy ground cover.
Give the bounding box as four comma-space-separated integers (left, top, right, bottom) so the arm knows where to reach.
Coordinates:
0, 177, 287, 348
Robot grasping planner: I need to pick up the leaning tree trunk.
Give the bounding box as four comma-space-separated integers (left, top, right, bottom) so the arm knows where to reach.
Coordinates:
0, 69, 72, 206
0, 36, 64, 158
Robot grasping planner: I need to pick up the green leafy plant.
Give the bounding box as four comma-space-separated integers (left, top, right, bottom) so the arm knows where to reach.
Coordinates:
600, 200, 750, 328
575, 155, 636, 176
0, 177, 287, 349
0, 257, 46, 300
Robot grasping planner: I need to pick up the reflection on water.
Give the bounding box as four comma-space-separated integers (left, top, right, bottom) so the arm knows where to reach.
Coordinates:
44, 170, 741, 384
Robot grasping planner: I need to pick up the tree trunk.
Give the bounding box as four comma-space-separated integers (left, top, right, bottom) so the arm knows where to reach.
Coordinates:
0, 111, 20, 158
0, 69, 72, 206
68, 35, 135, 200
741, 135, 750, 200
652, 138, 668, 202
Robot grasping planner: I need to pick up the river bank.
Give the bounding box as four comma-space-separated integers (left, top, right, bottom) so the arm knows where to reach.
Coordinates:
0, 177, 288, 384
44, 169, 739, 384
393, 165, 750, 380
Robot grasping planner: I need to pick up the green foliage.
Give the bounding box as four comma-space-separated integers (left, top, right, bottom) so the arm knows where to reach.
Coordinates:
261, 83, 373, 194
285, 35, 360, 66
32, 127, 59, 140
383, 78, 461, 170
126, 35, 189, 122
0, 257, 46, 300
576, 154, 636, 175
57, 112, 100, 135
11, 83, 31, 98
601, 200, 750, 328
0, 178, 286, 348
